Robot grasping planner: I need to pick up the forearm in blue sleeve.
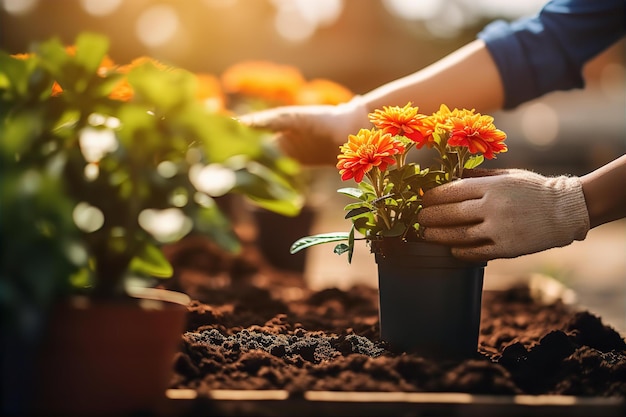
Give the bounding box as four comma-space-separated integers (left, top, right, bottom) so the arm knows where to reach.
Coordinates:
478, 0, 625, 109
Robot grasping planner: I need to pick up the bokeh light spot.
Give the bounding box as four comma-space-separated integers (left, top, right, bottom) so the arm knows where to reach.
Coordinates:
135, 5, 180, 48
190, 163, 236, 197
521, 102, 560, 147
138, 208, 192, 243
271, 0, 343, 42
73, 202, 105, 233
274, 6, 316, 42
382, 0, 440, 20
79, 0, 122, 16
2, 0, 38, 15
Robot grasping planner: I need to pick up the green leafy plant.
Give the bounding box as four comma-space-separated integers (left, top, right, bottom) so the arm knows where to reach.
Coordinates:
0, 32, 303, 302
289, 103, 508, 262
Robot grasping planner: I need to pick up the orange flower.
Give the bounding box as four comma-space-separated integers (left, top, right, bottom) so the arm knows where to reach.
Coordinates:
295, 78, 354, 105
368, 103, 430, 147
221, 60, 305, 105
108, 78, 134, 101
419, 104, 453, 145
336, 128, 405, 183
51, 82, 63, 97
446, 111, 508, 159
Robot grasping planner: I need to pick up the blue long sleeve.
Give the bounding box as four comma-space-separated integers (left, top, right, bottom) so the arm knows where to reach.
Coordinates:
477, 0, 626, 109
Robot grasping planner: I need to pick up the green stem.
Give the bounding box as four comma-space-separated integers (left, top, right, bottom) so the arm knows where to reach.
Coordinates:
366, 169, 393, 231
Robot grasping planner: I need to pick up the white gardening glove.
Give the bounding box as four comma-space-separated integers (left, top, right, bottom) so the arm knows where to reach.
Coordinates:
238, 96, 370, 165
417, 169, 590, 262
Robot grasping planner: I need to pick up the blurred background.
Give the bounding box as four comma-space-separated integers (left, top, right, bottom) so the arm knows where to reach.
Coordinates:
1, 0, 624, 334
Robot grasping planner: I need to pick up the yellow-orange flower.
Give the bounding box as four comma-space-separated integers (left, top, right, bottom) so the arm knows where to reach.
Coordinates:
446, 112, 508, 159
420, 104, 455, 145
295, 78, 354, 105
368, 103, 430, 147
221, 60, 305, 105
337, 128, 405, 183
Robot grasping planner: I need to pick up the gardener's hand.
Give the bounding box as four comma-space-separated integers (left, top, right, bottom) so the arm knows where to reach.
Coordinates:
238, 96, 369, 165
417, 169, 590, 262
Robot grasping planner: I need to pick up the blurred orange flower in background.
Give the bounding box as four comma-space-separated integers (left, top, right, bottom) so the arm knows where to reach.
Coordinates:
15, 45, 351, 117
220, 60, 354, 111
295, 78, 354, 105
221, 60, 306, 106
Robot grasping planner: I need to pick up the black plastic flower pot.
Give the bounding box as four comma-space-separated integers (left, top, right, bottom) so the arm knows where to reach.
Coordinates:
252, 206, 316, 273
371, 238, 485, 359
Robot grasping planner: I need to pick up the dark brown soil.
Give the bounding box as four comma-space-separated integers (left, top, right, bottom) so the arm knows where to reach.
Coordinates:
160, 234, 626, 398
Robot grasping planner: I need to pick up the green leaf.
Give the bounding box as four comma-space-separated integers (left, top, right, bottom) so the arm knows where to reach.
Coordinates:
347, 226, 355, 264
290, 232, 350, 254
234, 166, 303, 216
194, 205, 241, 254
333, 243, 350, 256
248, 197, 302, 217
337, 187, 364, 199
75, 32, 110, 76
128, 62, 195, 111
464, 154, 484, 169
198, 113, 265, 162
129, 242, 173, 278
345, 206, 371, 219
343, 201, 370, 211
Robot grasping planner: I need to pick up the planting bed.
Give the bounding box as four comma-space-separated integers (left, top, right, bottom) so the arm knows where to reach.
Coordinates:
160, 235, 626, 416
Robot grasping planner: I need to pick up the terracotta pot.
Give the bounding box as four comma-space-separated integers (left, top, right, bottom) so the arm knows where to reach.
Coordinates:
33, 287, 190, 416
371, 238, 485, 358
252, 206, 316, 273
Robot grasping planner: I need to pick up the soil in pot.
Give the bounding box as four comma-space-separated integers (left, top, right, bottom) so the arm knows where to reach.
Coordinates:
161, 236, 626, 398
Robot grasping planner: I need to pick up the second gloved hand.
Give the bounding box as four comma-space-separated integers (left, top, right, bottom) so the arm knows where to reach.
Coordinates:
416, 169, 590, 262
238, 96, 369, 165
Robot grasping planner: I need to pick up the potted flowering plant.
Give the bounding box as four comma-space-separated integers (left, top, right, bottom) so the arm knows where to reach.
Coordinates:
0, 32, 302, 415
290, 103, 508, 357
